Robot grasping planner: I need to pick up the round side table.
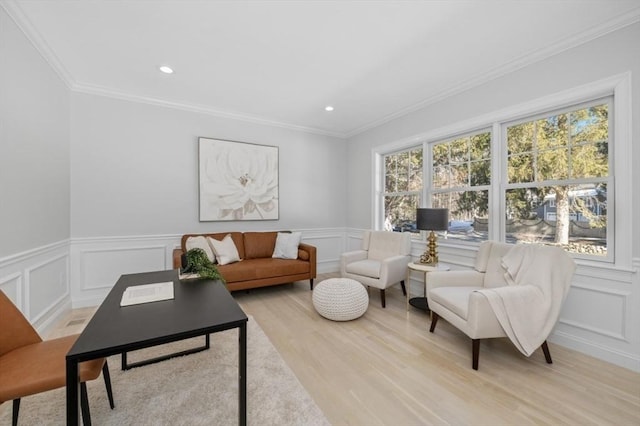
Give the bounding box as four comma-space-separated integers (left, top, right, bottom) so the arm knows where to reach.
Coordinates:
406, 262, 450, 312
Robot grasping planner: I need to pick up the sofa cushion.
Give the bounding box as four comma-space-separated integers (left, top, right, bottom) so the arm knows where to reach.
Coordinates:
273, 232, 302, 259
185, 236, 215, 263
218, 258, 309, 283
255, 258, 309, 279
429, 286, 482, 320
243, 232, 278, 259
345, 259, 380, 279
297, 249, 309, 261
209, 234, 241, 265
217, 261, 255, 282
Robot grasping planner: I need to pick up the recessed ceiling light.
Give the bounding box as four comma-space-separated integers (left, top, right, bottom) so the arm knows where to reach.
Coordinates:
325, 106, 334, 112
159, 65, 174, 74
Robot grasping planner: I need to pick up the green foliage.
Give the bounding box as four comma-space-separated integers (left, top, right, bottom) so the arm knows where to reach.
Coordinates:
384, 147, 423, 224
505, 104, 609, 245
183, 248, 225, 282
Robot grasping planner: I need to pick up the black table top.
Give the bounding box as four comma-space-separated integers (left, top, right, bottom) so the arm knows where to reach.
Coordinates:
67, 269, 248, 361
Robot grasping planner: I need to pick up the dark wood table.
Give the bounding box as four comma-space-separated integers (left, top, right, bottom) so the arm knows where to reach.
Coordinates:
66, 269, 248, 425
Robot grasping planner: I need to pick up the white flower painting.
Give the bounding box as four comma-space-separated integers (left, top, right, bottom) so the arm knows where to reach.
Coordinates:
199, 138, 279, 221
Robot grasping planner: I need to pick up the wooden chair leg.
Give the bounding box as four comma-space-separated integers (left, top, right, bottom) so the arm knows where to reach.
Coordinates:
400, 280, 407, 296
80, 382, 92, 426
102, 361, 115, 409
380, 289, 386, 308
12, 399, 20, 426
429, 312, 439, 332
310, 279, 314, 290
541, 340, 553, 364
472, 339, 480, 370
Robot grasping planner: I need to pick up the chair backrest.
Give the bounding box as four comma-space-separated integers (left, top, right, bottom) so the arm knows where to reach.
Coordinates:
473, 241, 517, 289
0, 291, 42, 357
362, 230, 411, 261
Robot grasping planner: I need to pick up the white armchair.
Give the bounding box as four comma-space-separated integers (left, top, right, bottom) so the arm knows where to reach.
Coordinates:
341, 230, 412, 308
427, 241, 575, 370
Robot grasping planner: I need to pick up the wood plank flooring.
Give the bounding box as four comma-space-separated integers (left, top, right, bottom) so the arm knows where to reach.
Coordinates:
44, 272, 640, 425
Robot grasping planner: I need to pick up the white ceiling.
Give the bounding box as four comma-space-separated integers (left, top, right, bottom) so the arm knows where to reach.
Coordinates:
4, 0, 640, 138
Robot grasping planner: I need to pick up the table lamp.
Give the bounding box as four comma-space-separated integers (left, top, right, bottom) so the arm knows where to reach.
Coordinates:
416, 208, 449, 265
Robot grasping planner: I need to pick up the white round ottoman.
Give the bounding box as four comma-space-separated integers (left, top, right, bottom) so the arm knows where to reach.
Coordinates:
312, 278, 369, 321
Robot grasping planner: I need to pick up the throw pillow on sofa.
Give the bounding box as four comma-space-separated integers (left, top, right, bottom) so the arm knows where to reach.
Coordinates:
272, 232, 302, 259
186, 236, 216, 263
209, 234, 241, 265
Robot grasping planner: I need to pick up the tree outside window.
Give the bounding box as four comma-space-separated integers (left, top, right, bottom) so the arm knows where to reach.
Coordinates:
431, 131, 491, 242
505, 100, 609, 255
383, 148, 422, 233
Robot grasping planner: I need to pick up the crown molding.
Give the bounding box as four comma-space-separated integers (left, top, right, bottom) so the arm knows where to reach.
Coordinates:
1, 0, 346, 139
71, 82, 347, 139
0, 0, 74, 88
4, 0, 637, 141
344, 7, 640, 138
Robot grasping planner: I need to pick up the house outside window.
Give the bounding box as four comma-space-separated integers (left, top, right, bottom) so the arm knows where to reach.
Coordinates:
430, 130, 491, 242
504, 99, 610, 256
383, 147, 422, 234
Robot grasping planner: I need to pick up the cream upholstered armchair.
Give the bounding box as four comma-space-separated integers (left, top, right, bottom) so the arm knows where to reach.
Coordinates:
341, 230, 412, 308
427, 241, 575, 370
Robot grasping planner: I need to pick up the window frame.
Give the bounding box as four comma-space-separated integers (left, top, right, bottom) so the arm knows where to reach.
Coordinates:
380, 146, 423, 236
427, 128, 493, 245
500, 97, 613, 262
372, 73, 632, 268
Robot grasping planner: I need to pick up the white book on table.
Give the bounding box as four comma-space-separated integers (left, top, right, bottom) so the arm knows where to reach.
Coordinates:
120, 281, 174, 307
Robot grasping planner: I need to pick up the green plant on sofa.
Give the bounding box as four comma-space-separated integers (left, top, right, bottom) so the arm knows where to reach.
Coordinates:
182, 248, 225, 283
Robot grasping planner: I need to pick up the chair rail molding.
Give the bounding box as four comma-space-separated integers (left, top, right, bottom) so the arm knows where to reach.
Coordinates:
0, 239, 71, 336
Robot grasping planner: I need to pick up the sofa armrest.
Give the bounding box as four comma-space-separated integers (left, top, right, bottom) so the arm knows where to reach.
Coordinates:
340, 250, 368, 275
379, 254, 411, 284
172, 248, 184, 269
298, 243, 317, 278
427, 270, 484, 291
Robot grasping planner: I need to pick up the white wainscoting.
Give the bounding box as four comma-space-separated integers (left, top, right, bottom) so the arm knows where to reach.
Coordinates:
70, 229, 345, 308
0, 240, 71, 336
3, 231, 638, 372
70, 234, 178, 308
550, 258, 640, 372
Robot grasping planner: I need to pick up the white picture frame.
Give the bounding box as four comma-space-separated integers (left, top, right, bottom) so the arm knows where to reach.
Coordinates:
198, 137, 279, 221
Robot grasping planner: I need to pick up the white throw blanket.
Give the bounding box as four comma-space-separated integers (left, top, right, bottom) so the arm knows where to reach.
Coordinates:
476, 244, 576, 356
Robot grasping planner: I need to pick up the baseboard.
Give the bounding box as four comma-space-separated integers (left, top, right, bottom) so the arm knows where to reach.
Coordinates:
551, 330, 640, 372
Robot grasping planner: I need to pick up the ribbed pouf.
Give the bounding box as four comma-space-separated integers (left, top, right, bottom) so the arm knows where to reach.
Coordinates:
312, 278, 369, 321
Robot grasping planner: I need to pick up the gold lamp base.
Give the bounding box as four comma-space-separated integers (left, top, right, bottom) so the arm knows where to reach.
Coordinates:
419, 230, 439, 265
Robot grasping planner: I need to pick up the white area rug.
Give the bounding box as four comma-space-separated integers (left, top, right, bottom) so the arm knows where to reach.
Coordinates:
0, 317, 329, 425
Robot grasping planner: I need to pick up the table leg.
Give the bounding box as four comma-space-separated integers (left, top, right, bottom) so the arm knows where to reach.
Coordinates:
66, 357, 80, 426
239, 322, 247, 426
406, 268, 410, 311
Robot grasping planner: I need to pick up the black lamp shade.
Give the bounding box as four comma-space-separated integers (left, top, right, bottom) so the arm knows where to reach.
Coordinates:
416, 208, 449, 231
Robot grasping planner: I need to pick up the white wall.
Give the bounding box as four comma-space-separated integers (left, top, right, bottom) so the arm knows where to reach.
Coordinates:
70, 93, 347, 237
0, 6, 71, 331
67, 92, 348, 306
0, 7, 70, 256
346, 23, 640, 371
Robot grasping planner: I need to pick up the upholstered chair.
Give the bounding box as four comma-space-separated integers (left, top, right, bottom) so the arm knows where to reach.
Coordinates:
0, 291, 114, 425
341, 230, 412, 307
427, 241, 575, 370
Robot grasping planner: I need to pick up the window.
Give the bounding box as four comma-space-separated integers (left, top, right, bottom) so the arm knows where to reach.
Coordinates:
383, 147, 422, 233
430, 130, 491, 242
504, 99, 610, 256
375, 74, 628, 264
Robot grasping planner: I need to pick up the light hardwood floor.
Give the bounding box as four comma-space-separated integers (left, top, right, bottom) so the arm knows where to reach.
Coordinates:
46, 272, 640, 425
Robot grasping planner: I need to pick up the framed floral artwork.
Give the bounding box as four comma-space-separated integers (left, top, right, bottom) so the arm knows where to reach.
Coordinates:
198, 137, 279, 221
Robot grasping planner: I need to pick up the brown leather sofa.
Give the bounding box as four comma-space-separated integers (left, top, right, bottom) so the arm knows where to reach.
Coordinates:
172, 231, 316, 292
